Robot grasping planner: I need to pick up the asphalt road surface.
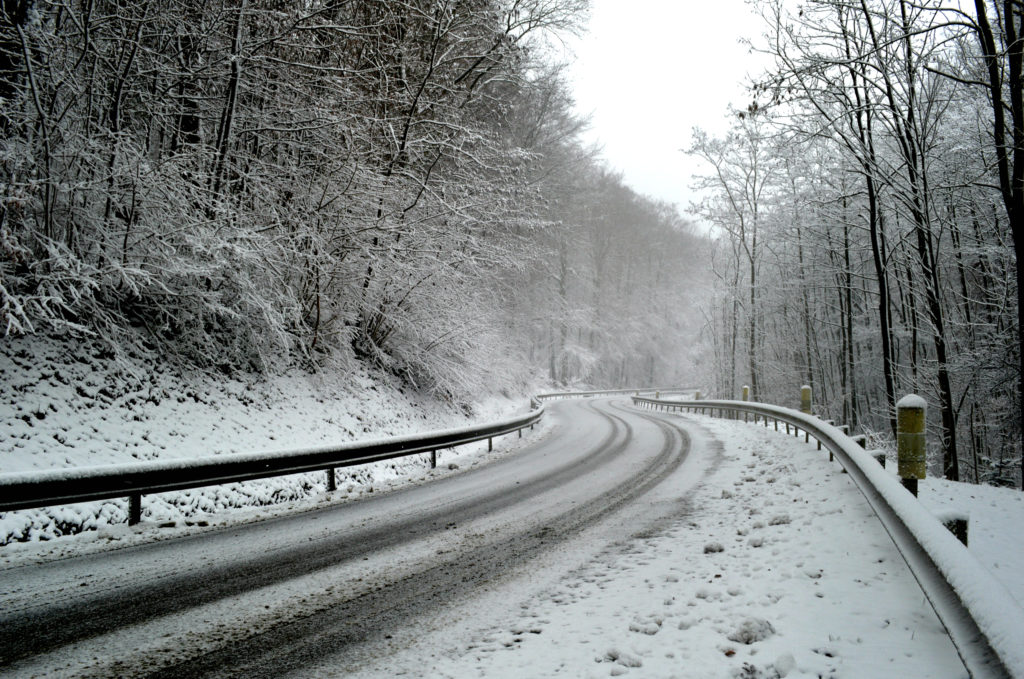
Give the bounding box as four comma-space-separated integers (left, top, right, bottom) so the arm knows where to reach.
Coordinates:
0, 397, 709, 677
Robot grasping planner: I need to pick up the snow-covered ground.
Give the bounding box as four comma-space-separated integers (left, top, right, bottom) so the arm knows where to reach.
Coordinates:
0, 336, 529, 545
917, 477, 1024, 607
3, 339, 1023, 677
366, 412, 1022, 679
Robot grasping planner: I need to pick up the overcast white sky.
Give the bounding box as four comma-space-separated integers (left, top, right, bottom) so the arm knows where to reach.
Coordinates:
566, 0, 769, 216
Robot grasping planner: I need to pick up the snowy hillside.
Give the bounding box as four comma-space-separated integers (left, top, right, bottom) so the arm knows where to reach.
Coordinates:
0, 336, 529, 545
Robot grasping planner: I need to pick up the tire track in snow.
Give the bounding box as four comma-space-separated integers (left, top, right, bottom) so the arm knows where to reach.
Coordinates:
0, 398, 619, 665
1, 399, 691, 677
140, 400, 691, 678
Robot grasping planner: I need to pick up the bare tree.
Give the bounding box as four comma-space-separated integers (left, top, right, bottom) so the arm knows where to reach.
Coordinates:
688, 111, 779, 400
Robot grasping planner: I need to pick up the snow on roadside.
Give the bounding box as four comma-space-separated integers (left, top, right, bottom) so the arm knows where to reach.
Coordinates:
0, 336, 531, 547
417, 414, 969, 679
918, 477, 1024, 609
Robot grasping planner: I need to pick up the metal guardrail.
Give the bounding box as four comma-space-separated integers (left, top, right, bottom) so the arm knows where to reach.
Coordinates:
0, 387, 699, 525
0, 406, 544, 524
633, 396, 1023, 679
536, 387, 699, 401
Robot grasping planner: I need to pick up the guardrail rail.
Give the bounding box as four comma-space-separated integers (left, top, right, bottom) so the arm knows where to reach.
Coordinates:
632, 395, 1024, 679
535, 387, 699, 402
0, 406, 544, 525
0, 387, 704, 526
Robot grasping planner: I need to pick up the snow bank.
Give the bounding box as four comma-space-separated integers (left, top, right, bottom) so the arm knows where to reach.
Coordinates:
680, 399, 1024, 677
0, 336, 530, 545
918, 478, 1024, 607
0, 408, 540, 489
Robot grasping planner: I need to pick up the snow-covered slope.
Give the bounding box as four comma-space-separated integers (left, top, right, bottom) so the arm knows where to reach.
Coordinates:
0, 336, 526, 544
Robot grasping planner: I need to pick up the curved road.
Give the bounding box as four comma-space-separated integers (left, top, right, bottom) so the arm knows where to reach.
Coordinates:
0, 397, 713, 677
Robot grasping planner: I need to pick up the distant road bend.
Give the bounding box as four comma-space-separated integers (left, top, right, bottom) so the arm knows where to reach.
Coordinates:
0, 397, 704, 678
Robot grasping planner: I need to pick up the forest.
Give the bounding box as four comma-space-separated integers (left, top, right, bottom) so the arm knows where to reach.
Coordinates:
0, 0, 706, 399
691, 0, 1023, 488
2, 0, 1022, 490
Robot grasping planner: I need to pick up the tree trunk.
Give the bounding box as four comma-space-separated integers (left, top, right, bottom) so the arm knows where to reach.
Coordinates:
212, 0, 246, 200
866, 175, 897, 437
973, 0, 1024, 489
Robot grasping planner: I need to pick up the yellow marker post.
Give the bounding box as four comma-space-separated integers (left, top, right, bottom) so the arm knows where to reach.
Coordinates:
897, 394, 927, 497
741, 385, 749, 422
800, 385, 812, 415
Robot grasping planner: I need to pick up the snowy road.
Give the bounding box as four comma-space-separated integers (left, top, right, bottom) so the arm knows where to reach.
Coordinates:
0, 398, 709, 677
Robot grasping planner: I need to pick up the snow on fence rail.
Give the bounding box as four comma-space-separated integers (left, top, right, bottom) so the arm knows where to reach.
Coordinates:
0, 406, 544, 526
632, 395, 1024, 679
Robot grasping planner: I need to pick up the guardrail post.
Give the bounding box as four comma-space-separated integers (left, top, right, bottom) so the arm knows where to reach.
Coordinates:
431, 450, 437, 469
326, 468, 336, 492
897, 394, 927, 497
944, 517, 969, 546
800, 385, 812, 415
488, 437, 493, 452
128, 493, 142, 525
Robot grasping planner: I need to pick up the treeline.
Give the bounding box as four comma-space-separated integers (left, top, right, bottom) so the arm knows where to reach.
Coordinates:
691, 0, 1022, 487
0, 0, 705, 400
515, 163, 706, 388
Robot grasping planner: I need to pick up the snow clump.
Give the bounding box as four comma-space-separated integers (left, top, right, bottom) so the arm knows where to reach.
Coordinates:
727, 617, 776, 644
